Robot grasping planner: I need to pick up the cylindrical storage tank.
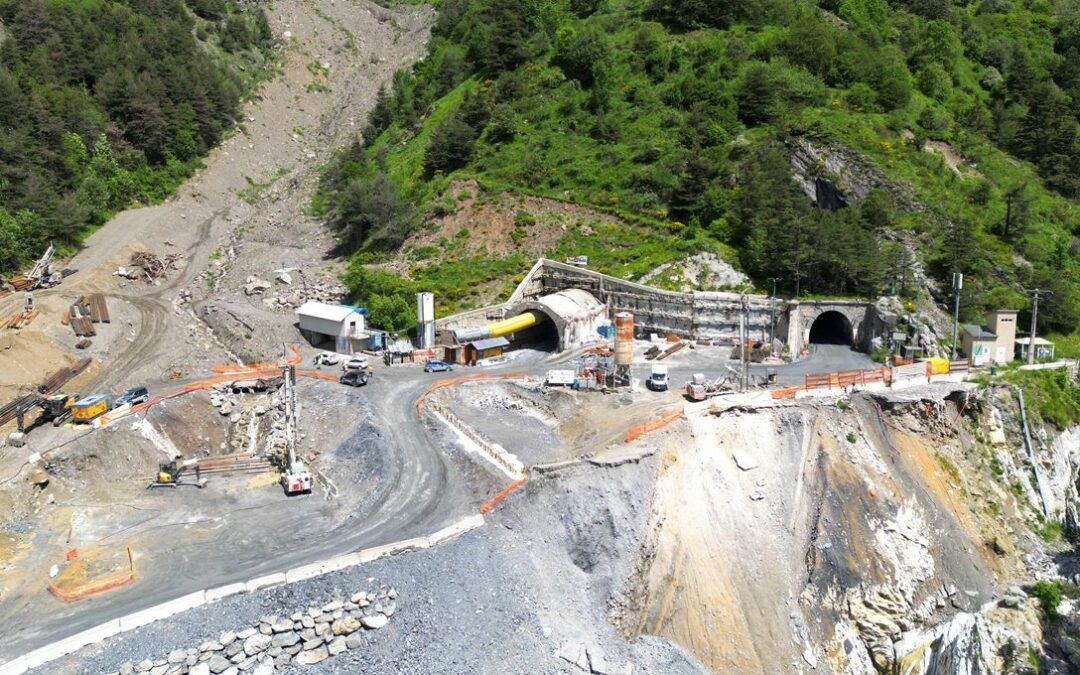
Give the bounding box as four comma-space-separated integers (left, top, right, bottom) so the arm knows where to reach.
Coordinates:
614, 312, 634, 366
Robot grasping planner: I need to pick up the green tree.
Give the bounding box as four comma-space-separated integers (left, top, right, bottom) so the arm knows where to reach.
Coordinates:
553, 24, 611, 87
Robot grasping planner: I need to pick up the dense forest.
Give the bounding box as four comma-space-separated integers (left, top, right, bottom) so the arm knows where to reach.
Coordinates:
0, 0, 273, 272
318, 0, 1080, 345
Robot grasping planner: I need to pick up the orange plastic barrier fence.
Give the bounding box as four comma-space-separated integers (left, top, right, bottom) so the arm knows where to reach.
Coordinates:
480, 476, 528, 515
47, 547, 135, 602
625, 408, 685, 443
804, 367, 890, 390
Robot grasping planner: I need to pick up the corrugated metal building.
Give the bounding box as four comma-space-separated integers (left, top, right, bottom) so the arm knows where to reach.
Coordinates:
295, 302, 369, 354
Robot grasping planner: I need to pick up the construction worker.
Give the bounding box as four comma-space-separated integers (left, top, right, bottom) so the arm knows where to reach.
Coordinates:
24, 292, 34, 312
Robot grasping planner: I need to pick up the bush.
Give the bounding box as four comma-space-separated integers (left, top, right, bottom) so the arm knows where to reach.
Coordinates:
1032, 580, 1062, 619
553, 24, 611, 87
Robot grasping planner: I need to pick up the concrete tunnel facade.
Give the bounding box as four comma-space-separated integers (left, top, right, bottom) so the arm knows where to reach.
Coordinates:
449, 288, 609, 352
506, 288, 608, 351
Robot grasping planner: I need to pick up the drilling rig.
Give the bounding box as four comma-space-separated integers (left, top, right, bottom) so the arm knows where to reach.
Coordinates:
280, 362, 312, 495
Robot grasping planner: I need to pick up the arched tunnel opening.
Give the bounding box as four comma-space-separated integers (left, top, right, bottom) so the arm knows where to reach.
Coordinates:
510, 310, 558, 350
808, 311, 854, 346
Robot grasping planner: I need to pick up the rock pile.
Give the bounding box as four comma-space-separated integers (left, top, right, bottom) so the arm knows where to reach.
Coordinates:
111, 586, 398, 675
260, 274, 346, 312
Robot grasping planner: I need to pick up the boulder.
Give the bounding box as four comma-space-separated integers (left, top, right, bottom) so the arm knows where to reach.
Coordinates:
295, 647, 329, 665
243, 633, 272, 656
332, 617, 361, 636
327, 637, 347, 656
190, 665, 210, 675
361, 614, 388, 629
207, 654, 232, 674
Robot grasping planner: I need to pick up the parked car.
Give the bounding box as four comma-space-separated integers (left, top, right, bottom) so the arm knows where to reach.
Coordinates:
115, 386, 149, 407
339, 370, 369, 387
424, 359, 454, 373
646, 365, 669, 392
342, 356, 369, 371
314, 351, 340, 366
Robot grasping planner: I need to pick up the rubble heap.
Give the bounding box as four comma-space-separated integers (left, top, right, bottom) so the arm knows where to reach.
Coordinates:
111, 585, 398, 675
122, 251, 182, 283
242, 269, 346, 311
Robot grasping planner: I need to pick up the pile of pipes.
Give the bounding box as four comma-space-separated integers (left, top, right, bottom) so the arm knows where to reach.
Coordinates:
65, 293, 109, 339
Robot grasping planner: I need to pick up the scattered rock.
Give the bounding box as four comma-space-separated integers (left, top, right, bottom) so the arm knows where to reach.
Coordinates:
361, 614, 388, 629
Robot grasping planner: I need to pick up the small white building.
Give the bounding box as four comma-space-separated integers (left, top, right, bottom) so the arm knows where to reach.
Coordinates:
1015, 337, 1055, 362
296, 302, 368, 354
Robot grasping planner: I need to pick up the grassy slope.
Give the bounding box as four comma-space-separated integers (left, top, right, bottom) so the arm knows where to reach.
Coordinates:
330, 0, 1080, 343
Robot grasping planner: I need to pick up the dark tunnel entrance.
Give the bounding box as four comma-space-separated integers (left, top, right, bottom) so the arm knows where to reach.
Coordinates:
808, 311, 854, 346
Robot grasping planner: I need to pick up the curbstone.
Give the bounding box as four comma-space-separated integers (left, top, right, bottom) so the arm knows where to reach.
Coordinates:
118, 591, 206, 632
205, 583, 246, 604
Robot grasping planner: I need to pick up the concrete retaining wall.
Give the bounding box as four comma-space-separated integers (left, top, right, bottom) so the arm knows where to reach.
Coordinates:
0, 515, 485, 675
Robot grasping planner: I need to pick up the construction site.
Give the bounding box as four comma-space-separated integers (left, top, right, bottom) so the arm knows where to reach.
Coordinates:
0, 1, 1078, 674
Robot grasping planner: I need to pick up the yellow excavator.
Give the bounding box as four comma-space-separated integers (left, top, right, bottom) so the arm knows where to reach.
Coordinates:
148, 460, 203, 489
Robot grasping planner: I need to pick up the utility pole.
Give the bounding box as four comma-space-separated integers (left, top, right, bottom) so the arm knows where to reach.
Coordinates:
768, 277, 780, 345
1023, 288, 1052, 364
950, 273, 962, 360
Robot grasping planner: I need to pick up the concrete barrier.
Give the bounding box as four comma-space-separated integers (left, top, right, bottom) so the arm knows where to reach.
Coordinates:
23, 619, 121, 668
284, 553, 361, 584
244, 572, 287, 593
204, 582, 246, 604
356, 536, 430, 563
0, 657, 26, 675
426, 514, 485, 547
118, 591, 206, 632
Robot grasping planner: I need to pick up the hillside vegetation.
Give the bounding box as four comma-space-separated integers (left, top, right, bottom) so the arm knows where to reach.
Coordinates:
0, 0, 274, 272
318, 0, 1080, 342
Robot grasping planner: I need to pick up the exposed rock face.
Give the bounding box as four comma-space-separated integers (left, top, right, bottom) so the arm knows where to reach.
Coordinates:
893, 612, 1037, 675
787, 136, 914, 209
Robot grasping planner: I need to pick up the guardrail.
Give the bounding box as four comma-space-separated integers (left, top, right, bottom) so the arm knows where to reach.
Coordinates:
0, 515, 485, 675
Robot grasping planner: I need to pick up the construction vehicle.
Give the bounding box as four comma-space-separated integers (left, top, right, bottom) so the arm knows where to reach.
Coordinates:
8, 244, 62, 291
14, 392, 77, 433
685, 372, 734, 401
646, 365, 669, 391
71, 394, 112, 422
148, 460, 204, 489
280, 363, 312, 495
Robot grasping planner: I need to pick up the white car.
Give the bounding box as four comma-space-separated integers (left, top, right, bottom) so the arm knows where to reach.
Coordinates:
342, 356, 369, 371
314, 351, 341, 366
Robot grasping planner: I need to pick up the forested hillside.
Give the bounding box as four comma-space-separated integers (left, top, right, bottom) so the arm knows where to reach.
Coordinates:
319, 0, 1080, 347
0, 0, 273, 272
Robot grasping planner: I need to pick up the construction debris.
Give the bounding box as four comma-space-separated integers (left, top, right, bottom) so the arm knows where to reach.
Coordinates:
128, 251, 181, 283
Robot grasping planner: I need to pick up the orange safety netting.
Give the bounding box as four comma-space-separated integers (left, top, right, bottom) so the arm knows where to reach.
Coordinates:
625, 408, 686, 443
47, 547, 135, 602
480, 476, 527, 515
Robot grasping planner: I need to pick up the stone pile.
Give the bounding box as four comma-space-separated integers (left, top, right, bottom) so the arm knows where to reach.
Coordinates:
111, 586, 398, 675
261, 274, 346, 312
